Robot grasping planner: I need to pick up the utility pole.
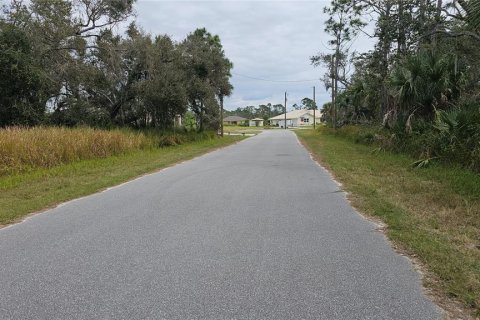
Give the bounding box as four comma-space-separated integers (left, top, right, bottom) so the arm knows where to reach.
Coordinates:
313, 86, 316, 130
220, 95, 224, 137
284, 92, 287, 129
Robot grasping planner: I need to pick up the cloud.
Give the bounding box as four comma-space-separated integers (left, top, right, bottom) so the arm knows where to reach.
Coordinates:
135, 0, 374, 110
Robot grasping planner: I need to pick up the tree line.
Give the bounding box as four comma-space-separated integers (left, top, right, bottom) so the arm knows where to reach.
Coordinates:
226, 103, 284, 121
315, 0, 480, 126
226, 97, 318, 121
0, 0, 233, 130
314, 0, 480, 170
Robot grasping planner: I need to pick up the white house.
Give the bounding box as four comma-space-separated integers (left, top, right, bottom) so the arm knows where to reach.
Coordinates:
249, 118, 264, 127
269, 110, 322, 128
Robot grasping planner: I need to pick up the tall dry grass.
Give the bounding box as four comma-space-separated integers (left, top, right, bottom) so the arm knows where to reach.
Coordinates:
0, 127, 152, 175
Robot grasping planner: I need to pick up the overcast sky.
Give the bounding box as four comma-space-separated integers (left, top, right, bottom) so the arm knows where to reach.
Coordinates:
134, 0, 374, 111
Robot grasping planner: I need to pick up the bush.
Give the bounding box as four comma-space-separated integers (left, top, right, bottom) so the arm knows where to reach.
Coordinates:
318, 105, 480, 173
156, 131, 216, 147
318, 125, 385, 145
158, 135, 184, 147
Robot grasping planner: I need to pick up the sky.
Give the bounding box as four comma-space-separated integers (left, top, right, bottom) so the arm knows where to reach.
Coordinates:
134, 0, 375, 111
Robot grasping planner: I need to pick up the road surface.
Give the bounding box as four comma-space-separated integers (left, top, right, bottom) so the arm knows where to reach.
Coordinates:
0, 130, 440, 319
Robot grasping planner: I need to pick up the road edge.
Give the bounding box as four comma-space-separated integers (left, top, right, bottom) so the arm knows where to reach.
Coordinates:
0, 136, 251, 231
293, 131, 458, 320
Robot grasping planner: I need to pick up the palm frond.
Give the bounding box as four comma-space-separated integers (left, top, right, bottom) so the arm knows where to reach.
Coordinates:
466, 0, 480, 30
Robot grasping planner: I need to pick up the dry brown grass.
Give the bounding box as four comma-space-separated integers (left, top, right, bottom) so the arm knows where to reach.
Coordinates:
0, 127, 152, 175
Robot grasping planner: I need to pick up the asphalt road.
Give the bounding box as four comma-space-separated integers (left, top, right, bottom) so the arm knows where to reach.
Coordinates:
0, 130, 441, 320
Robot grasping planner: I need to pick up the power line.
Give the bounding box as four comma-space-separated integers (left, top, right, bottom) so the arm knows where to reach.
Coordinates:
232, 72, 320, 83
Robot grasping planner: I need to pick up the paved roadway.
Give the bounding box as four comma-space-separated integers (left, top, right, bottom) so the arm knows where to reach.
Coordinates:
0, 130, 441, 319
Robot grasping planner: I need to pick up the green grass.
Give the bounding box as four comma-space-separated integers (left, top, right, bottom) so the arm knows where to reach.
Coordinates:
296, 129, 480, 317
0, 136, 244, 226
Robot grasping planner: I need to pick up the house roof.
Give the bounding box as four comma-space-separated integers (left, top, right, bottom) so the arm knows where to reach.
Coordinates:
269, 109, 322, 120
224, 115, 247, 122
250, 118, 264, 121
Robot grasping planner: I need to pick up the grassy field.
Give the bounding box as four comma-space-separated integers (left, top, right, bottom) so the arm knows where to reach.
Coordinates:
0, 127, 153, 175
0, 135, 244, 226
296, 129, 480, 318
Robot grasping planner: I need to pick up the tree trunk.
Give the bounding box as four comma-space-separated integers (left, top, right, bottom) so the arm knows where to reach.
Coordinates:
334, 44, 339, 129
329, 55, 335, 128
379, 2, 392, 119
199, 100, 204, 132
433, 0, 443, 46
220, 95, 224, 137
397, 1, 406, 56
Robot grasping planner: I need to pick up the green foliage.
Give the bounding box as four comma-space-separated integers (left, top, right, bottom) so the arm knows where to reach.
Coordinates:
319, 103, 480, 173
316, 0, 480, 173
465, 0, 480, 30
0, 24, 46, 126
323, 0, 365, 46
180, 28, 233, 131
390, 50, 464, 119
0, 1, 232, 130
225, 103, 284, 121
183, 111, 197, 131
156, 131, 216, 147
140, 35, 187, 128
301, 97, 317, 110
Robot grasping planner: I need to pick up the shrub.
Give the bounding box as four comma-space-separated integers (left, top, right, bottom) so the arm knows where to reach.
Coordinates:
318, 107, 480, 173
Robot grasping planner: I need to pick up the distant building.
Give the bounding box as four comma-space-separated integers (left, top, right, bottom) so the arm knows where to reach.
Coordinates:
223, 115, 248, 126
269, 110, 322, 128
249, 118, 264, 127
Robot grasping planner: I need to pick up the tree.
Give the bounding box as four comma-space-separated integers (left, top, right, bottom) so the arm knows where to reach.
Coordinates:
2, 0, 136, 126
0, 1, 234, 130
390, 49, 463, 120
301, 97, 317, 110
180, 28, 233, 131
0, 24, 46, 126
140, 35, 187, 129
312, 0, 365, 128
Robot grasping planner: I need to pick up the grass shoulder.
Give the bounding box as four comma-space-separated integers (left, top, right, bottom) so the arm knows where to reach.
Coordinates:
295, 129, 480, 318
0, 136, 244, 226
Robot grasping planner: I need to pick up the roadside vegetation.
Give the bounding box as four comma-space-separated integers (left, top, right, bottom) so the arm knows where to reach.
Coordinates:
0, 129, 243, 226
0, 127, 223, 176
310, 2, 480, 316
0, 127, 150, 175
297, 128, 480, 317
314, 0, 480, 172
0, 0, 242, 225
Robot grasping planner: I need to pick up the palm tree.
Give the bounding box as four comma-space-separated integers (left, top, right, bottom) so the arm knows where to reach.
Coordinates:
390, 50, 462, 120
